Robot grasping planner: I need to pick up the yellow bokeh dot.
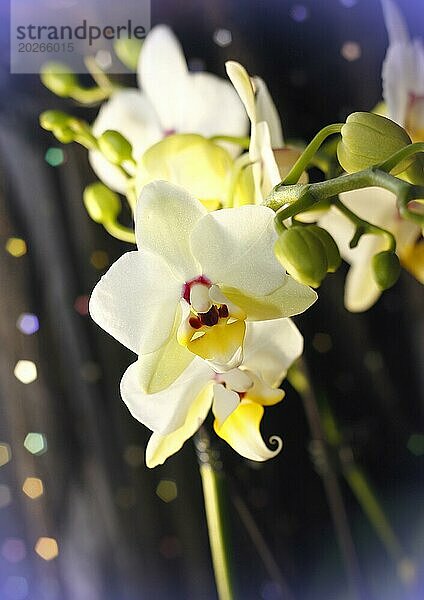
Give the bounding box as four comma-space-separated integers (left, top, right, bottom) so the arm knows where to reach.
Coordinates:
5, 238, 27, 257
90, 250, 109, 270
35, 537, 59, 561
0, 443, 11, 467
156, 480, 178, 503
22, 477, 44, 499
14, 360, 37, 384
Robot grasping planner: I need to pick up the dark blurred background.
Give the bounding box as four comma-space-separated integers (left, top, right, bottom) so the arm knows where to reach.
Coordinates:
0, 0, 423, 599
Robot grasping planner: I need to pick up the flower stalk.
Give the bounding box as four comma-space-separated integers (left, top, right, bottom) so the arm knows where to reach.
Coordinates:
195, 428, 235, 600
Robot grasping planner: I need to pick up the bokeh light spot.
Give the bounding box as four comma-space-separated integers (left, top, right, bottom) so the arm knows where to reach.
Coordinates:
45, 147, 64, 167
22, 477, 44, 499
2, 575, 28, 600
0, 484, 12, 509
35, 537, 59, 561
341, 41, 361, 62
95, 49, 113, 70
407, 433, 424, 456
1, 538, 26, 563
14, 360, 37, 384
5, 238, 27, 258
124, 444, 144, 468
0, 443, 12, 467
90, 250, 109, 270
16, 313, 40, 335
213, 28, 232, 47
290, 4, 309, 22
156, 480, 178, 503
24, 433, 47, 456
312, 332, 333, 353
74, 295, 89, 316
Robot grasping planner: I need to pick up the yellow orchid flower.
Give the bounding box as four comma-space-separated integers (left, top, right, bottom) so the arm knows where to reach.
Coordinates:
134, 133, 249, 210
89, 25, 248, 193
89, 180, 316, 393
118, 318, 303, 467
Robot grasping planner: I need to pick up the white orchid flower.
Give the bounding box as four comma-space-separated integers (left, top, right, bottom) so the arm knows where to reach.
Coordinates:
119, 318, 303, 467
382, 0, 424, 141
226, 61, 307, 204
319, 187, 422, 312
89, 180, 316, 393
89, 25, 248, 193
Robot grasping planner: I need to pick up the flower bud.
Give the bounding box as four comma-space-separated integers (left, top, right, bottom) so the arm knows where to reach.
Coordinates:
114, 38, 143, 72
274, 226, 328, 288
39, 110, 71, 131
307, 225, 342, 273
97, 130, 133, 164
338, 112, 412, 174
40, 63, 79, 98
83, 183, 121, 224
372, 250, 401, 290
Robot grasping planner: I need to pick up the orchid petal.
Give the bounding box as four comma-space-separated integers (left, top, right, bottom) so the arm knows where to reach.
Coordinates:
242, 319, 303, 387
243, 372, 285, 406
145, 383, 214, 467
120, 357, 213, 435
186, 320, 246, 370
89, 250, 181, 354
382, 0, 410, 46
191, 205, 284, 296
137, 25, 189, 131
221, 276, 317, 321
136, 181, 206, 280
214, 401, 283, 462
212, 383, 240, 427
252, 76, 284, 147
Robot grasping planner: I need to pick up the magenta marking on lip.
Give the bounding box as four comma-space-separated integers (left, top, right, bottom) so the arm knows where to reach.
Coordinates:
163, 128, 177, 137
182, 275, 212, 302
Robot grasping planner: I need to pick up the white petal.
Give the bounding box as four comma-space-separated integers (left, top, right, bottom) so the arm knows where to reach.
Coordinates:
252, 76, 284, 148
382, 42, 414, 125
89, 250, 180, 354
145, 384, 214, 467
88, 151, 129, 194
212, 383, 240, 427
382, 0, 410, 46
242, 319, 303, 387
254, 121, 282, 198
120, 357, 213, 435
138, 25, 189, 131
191, 205, 284, 296
136, 181, 206, 281
219, 368, 252, 393
91, 89, 162, 159
344, 261, 382, 313
225, 61, 256, 123
181, 72, 249, 145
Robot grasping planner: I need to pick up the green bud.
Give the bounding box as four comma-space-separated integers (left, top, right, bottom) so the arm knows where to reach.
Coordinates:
40, 62, 79, 98
97, 130, 133, 164
39, 110, 71, 131
307, 225, 342, 273
83, 183, 121, 224
274, 226, 328, 288
114, 38, 143, 72
372, 250, 401, 290
338, 112, 412, 174
52, 127, 75, 144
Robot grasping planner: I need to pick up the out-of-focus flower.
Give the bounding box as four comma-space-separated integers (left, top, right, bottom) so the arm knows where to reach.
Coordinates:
226, 61, 307, 204
89, 181, 316, 392
319, 187, 422, 312
134, 133, 247, 210
119, 318, 303, 467
382, 0, 424, 142
89, 25, 248, 192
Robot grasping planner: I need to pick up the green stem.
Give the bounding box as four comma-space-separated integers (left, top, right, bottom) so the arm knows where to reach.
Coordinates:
282, 123, 343, 185
103, 220, 136, 243
266, 167, 424, 226
332, 197, 396, 252
209, 135, 251, 150
376, 142, 424, 173
194, 428, 234, 600
288, 360, 363, 600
